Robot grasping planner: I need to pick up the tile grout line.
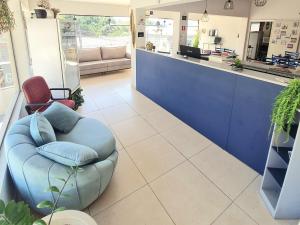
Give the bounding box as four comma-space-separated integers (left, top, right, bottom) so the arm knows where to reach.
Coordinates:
123, 148, 179, 225
209, 202, 234, 225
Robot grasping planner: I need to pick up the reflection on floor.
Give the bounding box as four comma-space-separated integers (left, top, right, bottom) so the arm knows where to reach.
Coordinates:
79, 69, 298, 225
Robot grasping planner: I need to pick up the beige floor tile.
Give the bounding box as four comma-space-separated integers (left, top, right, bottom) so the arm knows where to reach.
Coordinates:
143, 108, 182, 133
212, 204, 257, 225
235, 177, 298, 225
127, 96, 162, 115
126, 135, 185, 182
161, 123, 213, 158
77, 95, 98, 114
89, 151, 146, 215
93, 93, 126, 109
111, 116, 157, 147
190, 144, 258, 200
150, 161, 231, 225
101, 104, 138, 125
93, 186, 175, 225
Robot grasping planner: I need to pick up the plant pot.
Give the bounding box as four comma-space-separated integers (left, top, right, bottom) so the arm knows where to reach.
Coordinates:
34, 9, 47, 18
42, 210, 97, 225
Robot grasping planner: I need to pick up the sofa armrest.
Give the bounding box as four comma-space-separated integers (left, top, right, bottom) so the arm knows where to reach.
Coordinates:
126, 52, 131, 59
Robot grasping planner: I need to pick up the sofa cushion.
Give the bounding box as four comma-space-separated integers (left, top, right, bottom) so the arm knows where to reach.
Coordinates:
103, 58, 131, 67
30, 112, 56, 146
79, 61, 108, 71
56, 118, 115, 160
78, 48, 102, 63
101, 46, 126, 60
43, 102, 81, 133
37, 141, 99, 166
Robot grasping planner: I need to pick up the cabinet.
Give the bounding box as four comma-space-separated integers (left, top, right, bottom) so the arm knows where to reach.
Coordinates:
27, 19, 80, 93
261, 111, 300, 219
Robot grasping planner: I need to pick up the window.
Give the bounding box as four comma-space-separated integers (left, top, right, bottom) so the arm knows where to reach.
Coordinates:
187, 20, 199, 46
0, 32, 20, 133
59, 15, 131, 52
145, 18, 174, 53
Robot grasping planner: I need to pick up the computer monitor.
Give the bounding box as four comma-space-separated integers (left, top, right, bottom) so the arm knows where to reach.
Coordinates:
180, 45, 201, 59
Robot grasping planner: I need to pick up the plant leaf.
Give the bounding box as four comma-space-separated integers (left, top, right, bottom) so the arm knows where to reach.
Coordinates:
47, 186, 60, 193
0, 200, 5, 214
33, 219, 48, 225
56, 178, 66, 183
37, 201, 54, 209
54, 207, 66, 212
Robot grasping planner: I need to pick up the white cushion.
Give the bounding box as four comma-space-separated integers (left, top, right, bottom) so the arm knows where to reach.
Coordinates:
78, 48, 101, 62
101, 46, 126, 60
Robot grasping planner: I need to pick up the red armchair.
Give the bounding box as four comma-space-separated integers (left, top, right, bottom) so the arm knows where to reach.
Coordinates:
22, 76, 75, 114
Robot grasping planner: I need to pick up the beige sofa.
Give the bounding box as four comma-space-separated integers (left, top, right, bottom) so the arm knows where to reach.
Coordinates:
78, 46, 131, 76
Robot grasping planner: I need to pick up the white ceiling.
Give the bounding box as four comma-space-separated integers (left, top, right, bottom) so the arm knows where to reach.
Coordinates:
64, 0, 130, 6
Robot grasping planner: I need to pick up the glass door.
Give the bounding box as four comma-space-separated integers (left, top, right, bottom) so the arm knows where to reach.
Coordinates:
58, 19, 80, 93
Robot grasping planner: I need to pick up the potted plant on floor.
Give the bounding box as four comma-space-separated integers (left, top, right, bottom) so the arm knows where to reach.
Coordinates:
231, 58, 243, 71
0, 167, 96, 225
34, 0, 50, 19
0, 0, 15, 34
271, 79, 300, 143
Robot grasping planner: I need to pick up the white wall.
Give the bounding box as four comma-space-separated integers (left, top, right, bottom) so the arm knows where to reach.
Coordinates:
250, 0, 300, 21
29, 0, 129, 16
189, 13, 248, 58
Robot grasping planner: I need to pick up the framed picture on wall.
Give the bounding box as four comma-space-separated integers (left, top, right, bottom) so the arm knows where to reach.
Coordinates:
287, 44, 293, 49
293, 21, 300, 28
292, 30, 298, 36
291, 38, 297, 43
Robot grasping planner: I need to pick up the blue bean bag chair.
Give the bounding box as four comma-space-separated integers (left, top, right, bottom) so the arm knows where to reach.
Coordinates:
4, 102, 118, 214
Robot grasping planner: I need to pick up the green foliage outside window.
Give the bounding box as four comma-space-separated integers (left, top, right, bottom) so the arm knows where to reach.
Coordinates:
59, 15, 129, 38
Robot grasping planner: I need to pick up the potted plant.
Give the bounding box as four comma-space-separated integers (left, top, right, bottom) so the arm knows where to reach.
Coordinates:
50, 8, 60, 19
271, 79, 300, 143
231, 58, 243, 71
0, 0, 15, 34
71, 88, 84, 111
146, 41, 154, 51
35, 0, 50, 19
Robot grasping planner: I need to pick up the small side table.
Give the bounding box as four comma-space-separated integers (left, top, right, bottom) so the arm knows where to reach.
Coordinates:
42, 210, 97, 225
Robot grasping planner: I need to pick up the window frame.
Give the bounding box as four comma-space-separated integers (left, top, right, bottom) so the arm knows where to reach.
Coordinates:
0, 31, 21, 147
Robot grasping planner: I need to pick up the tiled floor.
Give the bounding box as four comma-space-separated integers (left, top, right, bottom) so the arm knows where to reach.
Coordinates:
79, 69, 299, 225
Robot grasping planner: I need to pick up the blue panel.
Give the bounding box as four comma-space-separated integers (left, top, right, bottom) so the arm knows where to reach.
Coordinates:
136, 50, 283, 174
137, 50, 236, 148
226, 76, 283, 174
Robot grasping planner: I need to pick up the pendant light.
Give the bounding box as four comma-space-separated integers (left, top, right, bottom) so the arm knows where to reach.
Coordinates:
201, 0, 209, 22
224, 0, 234, 10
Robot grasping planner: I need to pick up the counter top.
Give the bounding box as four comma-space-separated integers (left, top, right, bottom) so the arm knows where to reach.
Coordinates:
137, 49, 290, 87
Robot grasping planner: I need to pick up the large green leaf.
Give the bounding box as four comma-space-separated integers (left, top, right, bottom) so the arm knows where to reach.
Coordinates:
37, 201, 54, 209
0, 200, 4, 214
0, 200, 34, 225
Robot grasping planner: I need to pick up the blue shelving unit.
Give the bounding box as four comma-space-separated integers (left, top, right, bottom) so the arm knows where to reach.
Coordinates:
261, 111, 300, 219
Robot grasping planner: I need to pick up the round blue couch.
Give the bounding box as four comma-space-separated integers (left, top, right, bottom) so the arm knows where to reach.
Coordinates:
4, 111, 118, 214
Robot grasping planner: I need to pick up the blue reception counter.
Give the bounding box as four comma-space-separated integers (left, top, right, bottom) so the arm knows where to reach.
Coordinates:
136, 49, 285, 174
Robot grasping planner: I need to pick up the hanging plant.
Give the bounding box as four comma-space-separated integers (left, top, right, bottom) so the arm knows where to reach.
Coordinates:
271, 79, 300, 142
0, 0, 15, 34
71, 88, 84, 111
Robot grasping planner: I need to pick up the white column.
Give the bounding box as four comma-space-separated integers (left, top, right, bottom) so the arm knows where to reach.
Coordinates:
130, 8, 146, 88
179, 12, 188, 46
